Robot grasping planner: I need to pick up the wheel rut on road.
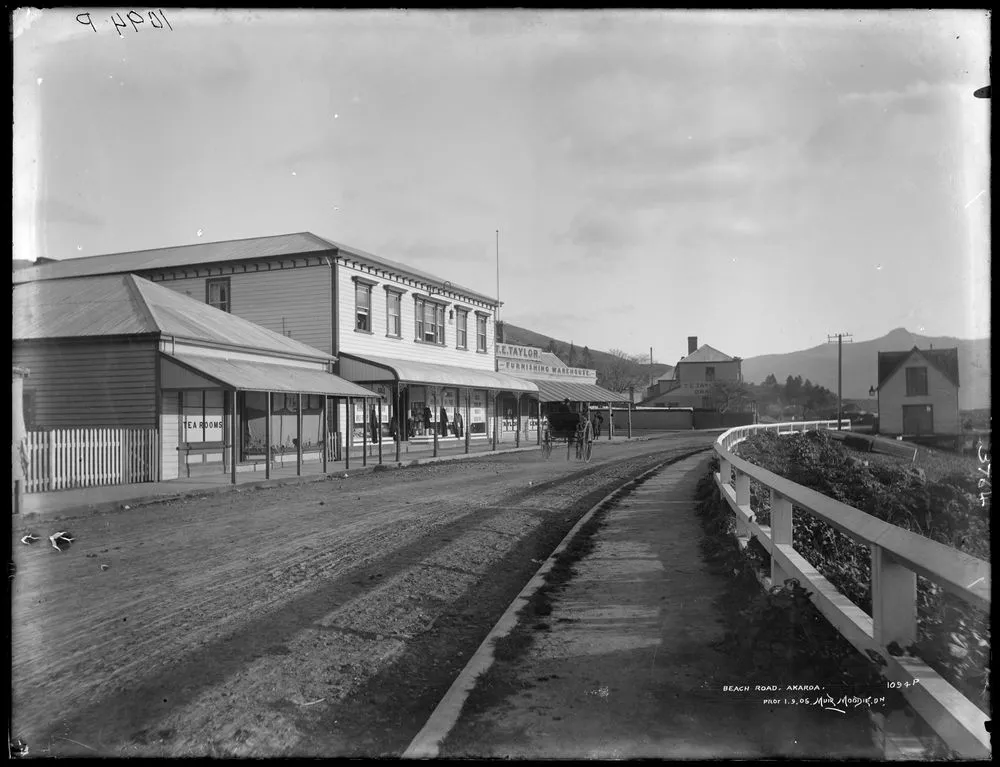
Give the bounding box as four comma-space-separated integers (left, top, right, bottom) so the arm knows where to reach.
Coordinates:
11, 436, 712, 757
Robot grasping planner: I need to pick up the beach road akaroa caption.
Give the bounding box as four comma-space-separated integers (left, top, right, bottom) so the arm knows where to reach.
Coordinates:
76, 10, 173, 36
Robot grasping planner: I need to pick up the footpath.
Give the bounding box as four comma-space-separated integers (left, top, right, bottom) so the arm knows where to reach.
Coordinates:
15, 435, 648, 522
408, 452, 879, 760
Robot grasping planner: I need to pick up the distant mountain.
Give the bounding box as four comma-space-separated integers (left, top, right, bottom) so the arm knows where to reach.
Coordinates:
742, 328, 990, 410
500, 322, 673, 384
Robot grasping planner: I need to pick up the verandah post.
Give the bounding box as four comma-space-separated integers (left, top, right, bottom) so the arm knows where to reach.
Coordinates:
231, 390, 238, 485
491, 392, 498, 451
465, 388, 471, 454
377, 397, 383, 465
395, 385, 402, 463
265, 392, 272, 480
362, 396, 368, 467
432, 387, 439, 459
321, 396, 328, 473
514, 393, 521, 448
296, 393, 303, 476
346, 397, 352, 471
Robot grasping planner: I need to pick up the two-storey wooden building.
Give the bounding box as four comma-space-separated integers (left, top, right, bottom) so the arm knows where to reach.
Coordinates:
14, 232, 537, 459
638, 336, 744, 409
875, 346, 961, 439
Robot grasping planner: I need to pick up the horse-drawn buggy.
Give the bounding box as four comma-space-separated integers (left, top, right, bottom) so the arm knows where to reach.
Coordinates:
541, 410, 594, 462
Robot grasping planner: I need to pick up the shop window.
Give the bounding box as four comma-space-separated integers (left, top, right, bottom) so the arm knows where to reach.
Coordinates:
355, 281, 372, 332
456, 309, 468, 349
386, 289, 402, 338
206, 278, 231, 313
476, 314, 488, 352
183, 390, 224, 444
905, 367, 928, 396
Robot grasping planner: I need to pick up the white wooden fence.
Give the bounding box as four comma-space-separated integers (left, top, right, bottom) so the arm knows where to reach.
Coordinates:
714, 420, 990, 759
20, 428, 158, 493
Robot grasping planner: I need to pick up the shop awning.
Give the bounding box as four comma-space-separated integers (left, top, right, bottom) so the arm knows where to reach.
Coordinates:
530, 378, 631, 404
163, 354, 381, 398
339, 353, 538, 394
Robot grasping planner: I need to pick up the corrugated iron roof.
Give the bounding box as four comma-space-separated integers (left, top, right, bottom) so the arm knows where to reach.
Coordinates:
133, 277, 333, 360
14, 231, 500, 306
13, 275, 158, 339
12, 232, 333, 284
532, 379, 630, 403
878, 347, 960, 388
165, 354, 375, 397
315, 236, 498, 305
339, 353, 538, 393
14, 274, 334, 362
676, 345, 735, 364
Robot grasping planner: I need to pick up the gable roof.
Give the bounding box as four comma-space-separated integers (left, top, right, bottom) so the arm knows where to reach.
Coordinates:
13, 232, 499, 306
655, 366, 676, 381
676, 344, 736, 364
12, 232, 332, 284
878, 346, 960, 388
13, 274, 334, 362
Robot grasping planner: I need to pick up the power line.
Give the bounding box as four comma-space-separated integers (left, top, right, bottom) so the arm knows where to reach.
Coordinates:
827, 333, 854, 431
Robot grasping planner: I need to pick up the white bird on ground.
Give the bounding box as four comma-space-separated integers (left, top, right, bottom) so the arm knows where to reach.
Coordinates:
20, 534, 41, 545
49, 532, 75, 552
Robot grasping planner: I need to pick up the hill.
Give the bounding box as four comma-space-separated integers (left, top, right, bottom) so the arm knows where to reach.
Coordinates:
741, 328, 990, 411
500, 322, 673, 387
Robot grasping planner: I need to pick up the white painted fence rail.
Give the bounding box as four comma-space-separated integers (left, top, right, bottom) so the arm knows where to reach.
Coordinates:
21, 428, 158, 493
714, 420, 990, 759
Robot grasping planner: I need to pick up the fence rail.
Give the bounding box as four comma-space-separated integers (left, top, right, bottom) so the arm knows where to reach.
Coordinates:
20, 428, 158, 493
713, 420, 990, 759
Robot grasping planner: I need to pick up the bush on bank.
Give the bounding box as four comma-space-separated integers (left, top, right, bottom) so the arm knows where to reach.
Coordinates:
731, 431, 990, 716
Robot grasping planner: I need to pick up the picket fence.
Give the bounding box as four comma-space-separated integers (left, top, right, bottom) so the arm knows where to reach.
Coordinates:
21, 428, 158, 493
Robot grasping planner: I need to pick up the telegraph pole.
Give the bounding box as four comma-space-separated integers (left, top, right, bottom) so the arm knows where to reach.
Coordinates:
827, 333, 854, 430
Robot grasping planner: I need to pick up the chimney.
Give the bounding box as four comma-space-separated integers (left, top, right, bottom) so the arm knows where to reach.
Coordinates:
687, 336, 698, 354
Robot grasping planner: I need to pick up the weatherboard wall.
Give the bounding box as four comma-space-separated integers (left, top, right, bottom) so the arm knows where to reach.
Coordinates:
14, 338, 159, 428
148, 262, 334, 354
335, 262, 497, 371
878, 361, 960, 436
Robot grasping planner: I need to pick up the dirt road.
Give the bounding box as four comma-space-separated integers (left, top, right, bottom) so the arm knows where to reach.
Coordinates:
11, 433, 713, 757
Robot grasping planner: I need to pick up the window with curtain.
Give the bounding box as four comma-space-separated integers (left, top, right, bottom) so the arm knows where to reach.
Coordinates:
355, 282, 372, 331
476, 314, 487, 352
415, 298, 445, 344
386, 290, 402, 337
456, 309, 468, 349
206, 278, 231, 312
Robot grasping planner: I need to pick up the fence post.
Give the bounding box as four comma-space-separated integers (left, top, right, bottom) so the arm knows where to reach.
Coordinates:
871, 545, 917, 648
48, 430, 56, 492
770, 490, 793, 585
734, 468, 751, 540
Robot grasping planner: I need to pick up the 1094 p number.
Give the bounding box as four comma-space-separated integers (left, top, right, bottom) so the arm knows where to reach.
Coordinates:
77, 10, 173, 36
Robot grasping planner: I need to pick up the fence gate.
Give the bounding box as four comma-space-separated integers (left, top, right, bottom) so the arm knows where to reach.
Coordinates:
21, 428, 158, 493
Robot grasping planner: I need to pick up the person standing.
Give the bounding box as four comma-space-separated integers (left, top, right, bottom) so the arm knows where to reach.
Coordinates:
594, 411, 604, 438
439, 407, 449, 437
454, 410, 464, 438
369, 405, 379, 444
422, 406, 432, 436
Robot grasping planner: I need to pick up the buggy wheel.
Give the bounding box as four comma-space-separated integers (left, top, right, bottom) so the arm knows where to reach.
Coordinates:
581, 422, 594, 462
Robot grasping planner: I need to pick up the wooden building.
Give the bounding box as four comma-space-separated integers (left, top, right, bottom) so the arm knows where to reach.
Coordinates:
13, 233, 539, 458
875, 346, 961, 439
13, 274, 375, 486
638, 336, 745, 409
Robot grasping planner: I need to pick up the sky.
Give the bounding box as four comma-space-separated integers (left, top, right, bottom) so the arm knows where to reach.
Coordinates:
12, 9, 991, 365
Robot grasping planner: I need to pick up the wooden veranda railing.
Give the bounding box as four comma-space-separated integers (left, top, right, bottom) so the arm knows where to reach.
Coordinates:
714, 420, 990, 759
20, 428, 158, 493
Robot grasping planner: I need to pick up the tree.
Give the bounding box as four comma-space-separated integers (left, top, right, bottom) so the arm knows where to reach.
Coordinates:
582, 346, 593, 368
597, 349, 647, 393
709, 381, 753, 414
545, 339, 558, 354
567, 341, 577, 366
763, 373, 778, 388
